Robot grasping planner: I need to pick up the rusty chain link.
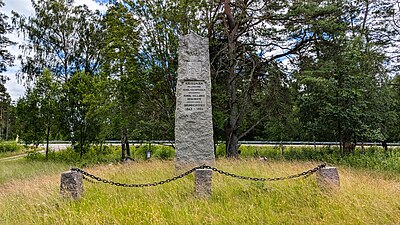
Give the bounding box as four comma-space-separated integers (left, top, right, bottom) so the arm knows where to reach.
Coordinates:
71, 163, 326, 188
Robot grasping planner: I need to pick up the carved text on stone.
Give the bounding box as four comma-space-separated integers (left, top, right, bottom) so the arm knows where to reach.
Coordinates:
182, 80, 206, 112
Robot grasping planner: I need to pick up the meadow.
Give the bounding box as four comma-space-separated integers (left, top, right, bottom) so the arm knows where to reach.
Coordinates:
1, 158, 399, 224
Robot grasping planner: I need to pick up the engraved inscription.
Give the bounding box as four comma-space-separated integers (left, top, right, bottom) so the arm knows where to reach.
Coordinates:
182, 80, 206, 112
187, 62, 202, 76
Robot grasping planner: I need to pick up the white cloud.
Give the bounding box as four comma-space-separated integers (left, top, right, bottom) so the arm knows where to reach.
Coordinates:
74, 0, 107, 12
2, 0, 107, 101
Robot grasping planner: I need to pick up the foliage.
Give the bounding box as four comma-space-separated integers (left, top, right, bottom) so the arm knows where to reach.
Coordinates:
0, 0, 15, 73
0, 1, 16, 141
0, 84, 15, 140
24, 143, 175, 165
12, 0, 103, 81
58, 72, 101, 158
207, 0, 352, 157
99, 2, 142, 158
126, 0, 206, 141
133, 144, 175, 160
16, 69, 60, 157
0, 141, 23, 153
8, 0, 400, 158
294, 0, 396, 151
25, 145, 121, 166
237, 145, 400, 173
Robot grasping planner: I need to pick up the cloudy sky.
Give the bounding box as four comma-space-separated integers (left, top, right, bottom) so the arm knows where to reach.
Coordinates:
1, 0, 108, 101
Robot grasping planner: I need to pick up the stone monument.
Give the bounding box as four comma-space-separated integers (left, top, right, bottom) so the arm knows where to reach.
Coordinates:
175, 33, 215, 170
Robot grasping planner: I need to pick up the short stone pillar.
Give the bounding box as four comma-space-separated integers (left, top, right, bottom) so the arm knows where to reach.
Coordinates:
60, 170, 84, 200
316, 167, 340, 191
195, 169, 212, 198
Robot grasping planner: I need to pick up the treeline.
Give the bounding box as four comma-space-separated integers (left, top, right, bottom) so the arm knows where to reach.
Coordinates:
1, 0, 399, 158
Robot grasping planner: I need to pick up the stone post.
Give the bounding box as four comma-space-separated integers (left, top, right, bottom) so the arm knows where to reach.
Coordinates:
195, 169, 212, 198
316, 167, 340, 191
60, 170, 84, 200
175, 33, 215, 171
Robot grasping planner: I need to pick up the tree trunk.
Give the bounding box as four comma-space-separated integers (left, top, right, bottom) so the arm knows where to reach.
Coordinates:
226, 126, 239, 157
342, 135, 355, 153
124, 128, 130, 157
224, 1, 239, 157
121, 129, 126, 159
5, 109, 9, 140
46, 125, 50, 159
226, 71, 239, 157
79, 125, 83, 159
361, 141, 365, 154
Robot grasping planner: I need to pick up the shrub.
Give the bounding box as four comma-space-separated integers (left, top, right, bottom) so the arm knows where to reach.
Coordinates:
0, 142, 23, 153
215, 144, 226, 157
25, 145, 121, 167
133, 143, 174, 160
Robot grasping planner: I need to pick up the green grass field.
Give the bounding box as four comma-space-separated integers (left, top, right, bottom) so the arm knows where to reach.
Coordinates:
0, 159, 69, 185
0, 159, 399, 224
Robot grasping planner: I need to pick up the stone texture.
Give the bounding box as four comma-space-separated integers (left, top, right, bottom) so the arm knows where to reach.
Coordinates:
175, 33, 215, 170
195, 169, 212, 198
316, 167, 340, 191
60, 171, 83, 200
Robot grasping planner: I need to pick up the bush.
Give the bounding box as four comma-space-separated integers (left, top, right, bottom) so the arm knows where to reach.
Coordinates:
25, 145, 121, 167
0, 142, 23, 153
215, 144, 226, 157
133, 143, 174, 160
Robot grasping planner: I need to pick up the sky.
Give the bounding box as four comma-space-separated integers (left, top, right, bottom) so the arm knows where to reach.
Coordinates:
1, 0, 108, 101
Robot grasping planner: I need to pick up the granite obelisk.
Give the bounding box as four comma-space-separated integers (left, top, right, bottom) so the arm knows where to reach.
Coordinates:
175, 33, 215, 170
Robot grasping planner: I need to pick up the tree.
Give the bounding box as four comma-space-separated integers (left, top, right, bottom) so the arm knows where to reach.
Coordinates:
100, 2, 141, 159
207, 0, 342, 156
12, 0, 103, 81
16, 69, 59, 158
129, 0, 205, 142
296, 0, 395, 151
12, 0, 107, 158
0, 0, 15, 73
0, 83, 15, 140
59, 72, 100, 158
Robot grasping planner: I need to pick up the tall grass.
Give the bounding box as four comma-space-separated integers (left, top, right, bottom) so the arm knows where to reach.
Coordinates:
0, 159, 69, 184
26, 145, 122, 167
0, 141, 23, 153
237, 145, 400, 173
25, 144, 175, 166
0, 160, 399, 224
0, 141, 26, 158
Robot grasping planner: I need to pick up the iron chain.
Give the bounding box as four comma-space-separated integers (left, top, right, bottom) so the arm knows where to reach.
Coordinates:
202, 164, 326, 182
71, 165, 205, 188
71, 163, 326, 188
